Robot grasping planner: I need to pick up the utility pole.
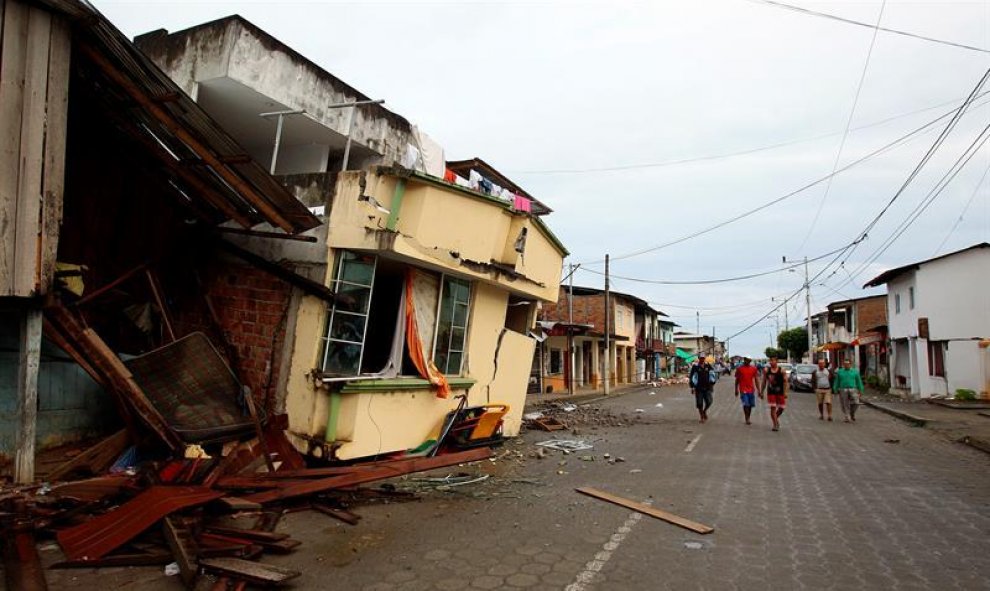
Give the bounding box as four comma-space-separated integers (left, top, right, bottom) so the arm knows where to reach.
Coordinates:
567, 263, 576, 395
804, 256, 812, 363
696, 310, 700, 335
784, 255, 814, 362
604, 255, 611, 396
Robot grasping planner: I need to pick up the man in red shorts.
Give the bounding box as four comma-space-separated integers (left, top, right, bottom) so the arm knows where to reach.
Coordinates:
760, 356, 788, 431
734, 357, 758, 425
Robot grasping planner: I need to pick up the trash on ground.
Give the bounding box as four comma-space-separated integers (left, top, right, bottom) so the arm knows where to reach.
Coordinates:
535, 440, 594, 452
575, 487, 714, 535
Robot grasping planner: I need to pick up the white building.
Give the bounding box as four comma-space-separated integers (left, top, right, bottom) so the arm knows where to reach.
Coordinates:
865, 243, 990, 399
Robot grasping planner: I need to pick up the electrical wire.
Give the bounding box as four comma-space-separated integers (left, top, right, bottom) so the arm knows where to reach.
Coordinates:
798, 0, 885, 252
746, 0, 990, 54
932, 161, 990, 255
574, 93, 990, 266
575, 243, 849, 285
514, 92, 988, 176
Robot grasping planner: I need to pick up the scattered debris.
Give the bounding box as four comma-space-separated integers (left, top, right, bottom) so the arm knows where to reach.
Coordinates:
884, 439, 901, 444
575, 487, 714, 535
535, 440, 594, 452
655, 403, 664, 408
533, 417, 567, 431
635, 409, 645, 413
684, 541, 704, 550
629, 469, 643, 474
523, 402, 639, 431
561, 404, 578, 412
522, 412, 545, 421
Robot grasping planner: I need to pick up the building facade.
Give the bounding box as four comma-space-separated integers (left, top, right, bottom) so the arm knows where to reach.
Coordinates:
865, 243, 989, 399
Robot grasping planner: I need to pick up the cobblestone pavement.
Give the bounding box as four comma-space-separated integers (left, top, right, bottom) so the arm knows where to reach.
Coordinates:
43, 380, 990, 590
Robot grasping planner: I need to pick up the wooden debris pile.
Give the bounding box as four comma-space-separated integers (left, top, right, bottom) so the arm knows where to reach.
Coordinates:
1, 431, 492, 590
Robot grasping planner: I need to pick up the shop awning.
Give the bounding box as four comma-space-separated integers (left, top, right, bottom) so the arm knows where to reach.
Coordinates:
675, 348, 697, 360
815, 342, 849, 352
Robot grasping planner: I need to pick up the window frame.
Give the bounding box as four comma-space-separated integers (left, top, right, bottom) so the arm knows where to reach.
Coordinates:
909, 286, 915, 310
432, 274, 473, 375
894, 293, 901, 314
927, 340, 945, 378
321, 251, 378, 377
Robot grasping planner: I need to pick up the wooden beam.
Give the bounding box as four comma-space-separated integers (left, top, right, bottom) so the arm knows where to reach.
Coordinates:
215, 226, 318, 243
575, 487, 714, 535
144, 269, 175, 342
198, 558, 300, 586
46, 430, 129, 482
15, 308, 42, 484
72, 260, 150, 306
75, 42, 295, 233
216, 239, 335, 304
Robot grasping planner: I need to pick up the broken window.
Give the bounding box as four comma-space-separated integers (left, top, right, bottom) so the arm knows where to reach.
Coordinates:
549, 349, 563, 374
321, 251, 472, 379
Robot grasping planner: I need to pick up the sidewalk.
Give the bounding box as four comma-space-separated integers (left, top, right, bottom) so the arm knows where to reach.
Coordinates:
863, 392, 990, 454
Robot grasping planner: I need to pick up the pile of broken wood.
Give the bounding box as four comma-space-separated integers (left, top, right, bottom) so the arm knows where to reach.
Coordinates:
1, 426, 492, 590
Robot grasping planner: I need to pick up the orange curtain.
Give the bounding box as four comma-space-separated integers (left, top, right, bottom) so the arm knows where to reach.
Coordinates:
405, 271, 451, 399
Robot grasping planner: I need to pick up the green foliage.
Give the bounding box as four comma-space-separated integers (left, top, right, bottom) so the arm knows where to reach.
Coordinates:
764, 346, 786, 359
777, 327, 809, 360
955, 388, 977, 401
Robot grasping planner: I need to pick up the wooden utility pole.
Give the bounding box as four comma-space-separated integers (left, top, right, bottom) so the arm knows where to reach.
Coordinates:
603, 255, 610, 396
15, 307, 42, 483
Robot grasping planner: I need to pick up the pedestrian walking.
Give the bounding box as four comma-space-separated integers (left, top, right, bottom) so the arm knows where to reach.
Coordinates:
761, 356, 787, 431
812, 359, 834, 421
734, 356, 758, 425
833, 358, 864, 422
690, 353, 716, 423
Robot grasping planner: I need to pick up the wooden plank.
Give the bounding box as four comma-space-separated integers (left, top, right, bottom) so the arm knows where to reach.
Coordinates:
2, 518, 48, 591
205, 527, 288, 543
0, 0, 29, 294
242, 390, 275, 473
575, 487, 714, 535
199, 558, 300, 586
144, 269, 176, 342
15, 307, 42, 483
13, 6, 51, 295
243, 447, 492, 505
37, 14, 70, 294
214, 497, 262, 512
47, 429, 129, 481
311, 503, 361, 526
162, 516, 199, 589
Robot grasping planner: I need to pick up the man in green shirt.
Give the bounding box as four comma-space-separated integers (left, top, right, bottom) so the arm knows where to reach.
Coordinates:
832, 358, 865, 422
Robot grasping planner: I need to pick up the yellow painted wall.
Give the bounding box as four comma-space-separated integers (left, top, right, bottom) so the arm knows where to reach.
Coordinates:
282, 171, 563, 460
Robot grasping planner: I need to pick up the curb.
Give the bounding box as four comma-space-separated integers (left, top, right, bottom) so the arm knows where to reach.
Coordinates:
957, 435, 990, 455
525, 384, 654, 410
862, 400, 929, 427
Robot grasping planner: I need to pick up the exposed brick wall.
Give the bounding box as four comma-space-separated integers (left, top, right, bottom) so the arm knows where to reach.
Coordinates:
175, 261, 293, 412
542, 288, 609, 330
856, 295, 888, 335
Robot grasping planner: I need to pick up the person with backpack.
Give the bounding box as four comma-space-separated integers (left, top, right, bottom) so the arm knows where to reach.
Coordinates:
690, 353, 717, 423
761, 356, 787, 431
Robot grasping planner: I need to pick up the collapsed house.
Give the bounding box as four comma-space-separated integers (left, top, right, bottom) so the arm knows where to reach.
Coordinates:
1, 3, 567, 479
134, 16, 568, 461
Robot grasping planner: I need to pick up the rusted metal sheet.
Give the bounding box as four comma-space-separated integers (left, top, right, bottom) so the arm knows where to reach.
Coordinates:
48, 475, 136, 502
56, 485, 223, 562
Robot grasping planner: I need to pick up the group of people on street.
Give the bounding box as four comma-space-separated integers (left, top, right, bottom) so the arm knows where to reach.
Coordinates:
689, 354, 866, 430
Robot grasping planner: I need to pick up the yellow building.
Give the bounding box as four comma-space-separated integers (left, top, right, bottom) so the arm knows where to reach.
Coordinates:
283, 167, 567, 460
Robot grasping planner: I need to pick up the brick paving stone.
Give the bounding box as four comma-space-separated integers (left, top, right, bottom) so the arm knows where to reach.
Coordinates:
469, 575, 504, 589
505, 572, 540, 587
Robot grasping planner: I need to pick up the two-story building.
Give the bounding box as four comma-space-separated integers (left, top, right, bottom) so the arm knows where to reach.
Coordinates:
137, 16, 568, 459
820, 295, 888, 382
865, 243, 989, 399
633, 302, 674, 382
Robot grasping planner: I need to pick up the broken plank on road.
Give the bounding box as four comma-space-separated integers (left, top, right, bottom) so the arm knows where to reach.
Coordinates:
575, 486, 714, 535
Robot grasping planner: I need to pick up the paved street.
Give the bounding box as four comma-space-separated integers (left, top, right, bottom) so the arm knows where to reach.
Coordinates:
46, 379, 990, 590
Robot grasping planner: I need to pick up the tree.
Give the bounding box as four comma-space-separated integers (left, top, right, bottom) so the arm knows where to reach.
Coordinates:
778, 327, 809, 361
765, 346, 786, 359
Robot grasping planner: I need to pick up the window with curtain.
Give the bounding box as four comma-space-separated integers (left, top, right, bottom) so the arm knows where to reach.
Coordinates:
927, 340, 945, 377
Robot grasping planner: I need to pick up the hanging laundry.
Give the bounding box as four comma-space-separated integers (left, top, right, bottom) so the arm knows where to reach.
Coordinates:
478, 178, 494, 194
513, 193, 532, 213
454, 174, 471, 188
491, 182, 503, 197
401, 143, 420, 169
499, 187, 514, 201
444, 168, 457, 183
468, 170, 482, 190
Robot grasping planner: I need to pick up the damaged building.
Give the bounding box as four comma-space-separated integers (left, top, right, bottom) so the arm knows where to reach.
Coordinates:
1, 3, 568, 484
134, 15, 567, 461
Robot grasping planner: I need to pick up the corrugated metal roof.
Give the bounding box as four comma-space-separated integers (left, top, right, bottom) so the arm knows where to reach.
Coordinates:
32, 0, 320, 234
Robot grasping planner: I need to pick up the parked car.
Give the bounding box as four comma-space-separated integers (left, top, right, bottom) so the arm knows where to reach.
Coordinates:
789, 364, 818, 392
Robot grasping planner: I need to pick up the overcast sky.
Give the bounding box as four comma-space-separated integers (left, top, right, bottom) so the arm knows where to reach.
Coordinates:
94, 0, 990, 358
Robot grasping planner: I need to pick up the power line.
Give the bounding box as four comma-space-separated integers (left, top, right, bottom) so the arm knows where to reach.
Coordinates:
575, 94, 989, 266
798, 0, 885, 252
933, 161, 990, 255
747, 0, 990, 54
576, 243, 849, 285
513, 92, 987, 176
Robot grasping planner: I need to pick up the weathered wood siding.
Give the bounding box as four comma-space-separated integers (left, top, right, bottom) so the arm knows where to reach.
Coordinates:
0, 0, 70, 297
